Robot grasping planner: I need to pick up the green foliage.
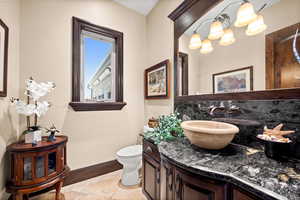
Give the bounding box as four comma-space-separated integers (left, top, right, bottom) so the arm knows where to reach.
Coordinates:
145, 113, 184, 144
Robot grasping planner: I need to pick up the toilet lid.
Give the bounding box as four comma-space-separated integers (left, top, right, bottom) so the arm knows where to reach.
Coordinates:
117, 145, 142, 157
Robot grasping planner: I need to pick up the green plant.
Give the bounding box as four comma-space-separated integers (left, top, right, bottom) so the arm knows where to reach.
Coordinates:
145, 113, 184, 144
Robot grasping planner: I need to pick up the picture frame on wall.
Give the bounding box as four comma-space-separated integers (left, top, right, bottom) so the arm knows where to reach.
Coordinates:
145, 59, 170, 99
0, 19, 9, 97
213, 66, 253, 94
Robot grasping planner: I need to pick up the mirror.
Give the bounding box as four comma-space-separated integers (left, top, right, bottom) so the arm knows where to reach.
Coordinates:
0, 19, 8, 97
177, 0, 300, 96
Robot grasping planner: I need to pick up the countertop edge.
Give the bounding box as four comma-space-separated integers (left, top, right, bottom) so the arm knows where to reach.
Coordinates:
159, 149, 288, 200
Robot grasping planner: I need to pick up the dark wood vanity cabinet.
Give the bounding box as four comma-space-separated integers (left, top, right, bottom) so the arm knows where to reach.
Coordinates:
160, 159, 228, 200
142, 139, 264, 200
232, 188, 256, 200
173, 168, 227, 200
143, 139, 161, 200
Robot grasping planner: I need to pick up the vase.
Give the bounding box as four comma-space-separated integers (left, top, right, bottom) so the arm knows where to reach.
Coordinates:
24, 126, 42, 144
48, 133, 56, 142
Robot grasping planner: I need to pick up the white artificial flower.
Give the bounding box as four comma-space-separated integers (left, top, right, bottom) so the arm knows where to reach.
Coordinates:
34, 101, 50, 117
25, 79, 55, 101
12, 100, 36, 116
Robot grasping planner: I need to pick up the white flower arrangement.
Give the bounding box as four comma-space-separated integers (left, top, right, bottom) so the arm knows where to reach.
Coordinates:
11, 77, 55, 130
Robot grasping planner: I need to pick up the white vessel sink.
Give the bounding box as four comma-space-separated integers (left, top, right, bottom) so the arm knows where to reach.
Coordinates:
181, 120, 239, 150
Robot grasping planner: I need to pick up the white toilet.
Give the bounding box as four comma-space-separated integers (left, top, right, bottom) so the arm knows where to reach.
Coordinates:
116, 145, 143, 186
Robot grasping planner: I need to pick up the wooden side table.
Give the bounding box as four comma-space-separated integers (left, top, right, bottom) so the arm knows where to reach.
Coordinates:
6, 136, 70, 200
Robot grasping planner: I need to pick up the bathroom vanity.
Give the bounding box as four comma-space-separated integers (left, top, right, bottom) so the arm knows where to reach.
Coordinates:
142, 138, 300, 200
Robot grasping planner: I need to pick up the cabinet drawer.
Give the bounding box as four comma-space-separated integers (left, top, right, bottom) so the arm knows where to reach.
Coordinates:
143, 139, 160, 162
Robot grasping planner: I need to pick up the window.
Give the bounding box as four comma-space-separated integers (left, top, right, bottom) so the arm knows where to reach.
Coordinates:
70, 17, 126, 111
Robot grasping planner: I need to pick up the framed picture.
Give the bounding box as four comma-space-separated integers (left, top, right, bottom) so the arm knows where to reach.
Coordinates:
145, 59, 170, 99
0, 19, 8, 97
213, 66, 253, 94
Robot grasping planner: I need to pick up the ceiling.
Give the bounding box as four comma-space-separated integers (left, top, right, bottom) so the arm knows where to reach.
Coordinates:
113, 0, 159, 16
184, 0, 280, 37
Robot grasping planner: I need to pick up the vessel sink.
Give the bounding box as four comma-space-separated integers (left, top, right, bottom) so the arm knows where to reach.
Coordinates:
181, 120, 239, 150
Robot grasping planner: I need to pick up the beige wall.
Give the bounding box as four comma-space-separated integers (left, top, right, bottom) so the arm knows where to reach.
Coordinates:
145, 0, 183, 121
181, 0, 300, 94
19, 0, 146, 170
0, 0, 20, 198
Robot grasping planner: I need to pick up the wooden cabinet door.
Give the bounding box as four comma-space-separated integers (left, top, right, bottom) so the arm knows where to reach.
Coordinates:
161, 160, 174, 200
143, 153, 160, 200
174, 168, 226, 200
233, 188, 257, 200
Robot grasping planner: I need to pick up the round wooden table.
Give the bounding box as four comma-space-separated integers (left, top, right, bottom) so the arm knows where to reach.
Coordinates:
6, 136, 69, 200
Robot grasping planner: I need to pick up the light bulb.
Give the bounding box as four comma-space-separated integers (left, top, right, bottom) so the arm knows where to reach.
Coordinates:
246, 15, 267, 36
234, 2, 257, 27
208, 21, 224, 40
200, 39, 213, 54
189, 33, 202, 49
219, 29, 236, 46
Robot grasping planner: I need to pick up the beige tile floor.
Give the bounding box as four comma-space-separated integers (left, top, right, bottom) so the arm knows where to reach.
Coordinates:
31, 170, 147, 200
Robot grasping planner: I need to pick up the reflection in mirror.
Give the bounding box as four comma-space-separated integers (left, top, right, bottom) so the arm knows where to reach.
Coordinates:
81, 31, 115, 102
0, 19, 8, 97
178, 0, 300, 96
177, 52, 188, 96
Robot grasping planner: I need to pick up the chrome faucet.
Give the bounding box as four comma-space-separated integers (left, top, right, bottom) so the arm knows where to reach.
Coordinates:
209, 101, 241, 116
209, 102, 226, 116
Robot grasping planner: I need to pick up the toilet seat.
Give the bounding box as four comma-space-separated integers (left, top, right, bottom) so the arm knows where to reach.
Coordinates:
117, 145, 142, 158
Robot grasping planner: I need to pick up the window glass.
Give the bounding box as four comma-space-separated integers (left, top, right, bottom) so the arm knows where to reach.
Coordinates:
81, 31, 115, 102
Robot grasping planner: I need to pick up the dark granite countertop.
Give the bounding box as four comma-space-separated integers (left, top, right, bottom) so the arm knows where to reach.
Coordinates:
158, 138, 300, 200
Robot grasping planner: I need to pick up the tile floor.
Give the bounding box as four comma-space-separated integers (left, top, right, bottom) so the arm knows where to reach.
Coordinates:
31, 170, 147, 200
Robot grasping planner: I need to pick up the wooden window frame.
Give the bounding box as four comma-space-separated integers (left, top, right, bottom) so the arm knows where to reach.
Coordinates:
69, 17, 126, 111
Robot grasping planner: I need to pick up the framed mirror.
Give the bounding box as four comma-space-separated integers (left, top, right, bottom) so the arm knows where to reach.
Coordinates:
70, 17, 126, 111
0, 19, 8, 97
169, 0, 300, 101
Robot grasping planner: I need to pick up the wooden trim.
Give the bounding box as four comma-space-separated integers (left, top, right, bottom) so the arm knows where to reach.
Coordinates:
0, 19, 9, 97
168, 0, 199, 21
145, 59, 170, 99
212, 66, 253, 94
69, 102, 127, 112
171, 0, 300, 101
71, 17, 125, 111
175, 88, 300, 101
64, 159, 122, 186
178, 52, 189, 96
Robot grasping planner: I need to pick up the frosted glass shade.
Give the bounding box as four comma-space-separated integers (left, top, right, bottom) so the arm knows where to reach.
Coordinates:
208, 21, 224, 40
219, 29, 236, 46
200, 39, 213, 54
246, 15, 267, 36
189, 33, 202, 49
234, 2, 257, 27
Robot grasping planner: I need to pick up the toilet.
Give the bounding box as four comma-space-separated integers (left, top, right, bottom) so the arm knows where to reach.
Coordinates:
116, 145, 143, 186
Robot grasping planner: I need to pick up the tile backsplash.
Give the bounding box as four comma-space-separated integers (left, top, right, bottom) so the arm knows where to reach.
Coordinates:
175, 99, 300, 159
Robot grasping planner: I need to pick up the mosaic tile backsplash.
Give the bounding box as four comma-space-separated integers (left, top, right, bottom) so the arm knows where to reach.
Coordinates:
175, 99, 300, 159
